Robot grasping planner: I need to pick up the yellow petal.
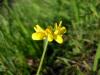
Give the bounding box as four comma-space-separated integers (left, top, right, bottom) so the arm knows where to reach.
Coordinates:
60, 27, 66, 34
59, 21, 62, 26
48, 34, 53, 42
54, 30, 59, 35
55, 35, 63, 44
34, 25, 44, 32
32, 32, 45, 40
54, 24, 59, 35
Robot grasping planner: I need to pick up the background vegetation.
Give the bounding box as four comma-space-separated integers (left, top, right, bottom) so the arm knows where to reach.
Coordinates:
0, 0, 100, 75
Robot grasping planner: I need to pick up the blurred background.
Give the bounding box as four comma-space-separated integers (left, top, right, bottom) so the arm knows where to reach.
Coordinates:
0, 0, 100, 75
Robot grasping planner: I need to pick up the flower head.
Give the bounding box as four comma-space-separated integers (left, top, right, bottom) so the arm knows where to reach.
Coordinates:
32, 25, 53, 42
54, 21, 66, 44
32, 21, 66, 44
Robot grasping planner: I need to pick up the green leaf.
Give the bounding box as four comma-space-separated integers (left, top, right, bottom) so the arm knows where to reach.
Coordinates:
93, 43, 100, 71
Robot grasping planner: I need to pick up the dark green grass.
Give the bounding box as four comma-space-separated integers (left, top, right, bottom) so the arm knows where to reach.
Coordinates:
0, 0, 100, 75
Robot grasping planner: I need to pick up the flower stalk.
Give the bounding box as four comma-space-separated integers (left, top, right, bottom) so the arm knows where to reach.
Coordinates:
36, 39, 48, 75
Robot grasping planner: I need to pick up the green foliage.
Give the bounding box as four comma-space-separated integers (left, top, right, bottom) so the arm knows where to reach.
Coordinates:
0, 0, 100, 75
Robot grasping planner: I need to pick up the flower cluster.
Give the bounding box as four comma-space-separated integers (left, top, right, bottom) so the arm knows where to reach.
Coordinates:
32, 21, 66, 44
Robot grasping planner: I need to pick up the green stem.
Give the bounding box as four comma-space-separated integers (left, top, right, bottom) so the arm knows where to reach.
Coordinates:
36, 39, 48, 75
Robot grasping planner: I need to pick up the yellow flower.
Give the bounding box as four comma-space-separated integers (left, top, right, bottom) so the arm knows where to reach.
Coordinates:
32, 21, 66, 44
54, 21, 66, 44
32, 25, 53, 42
